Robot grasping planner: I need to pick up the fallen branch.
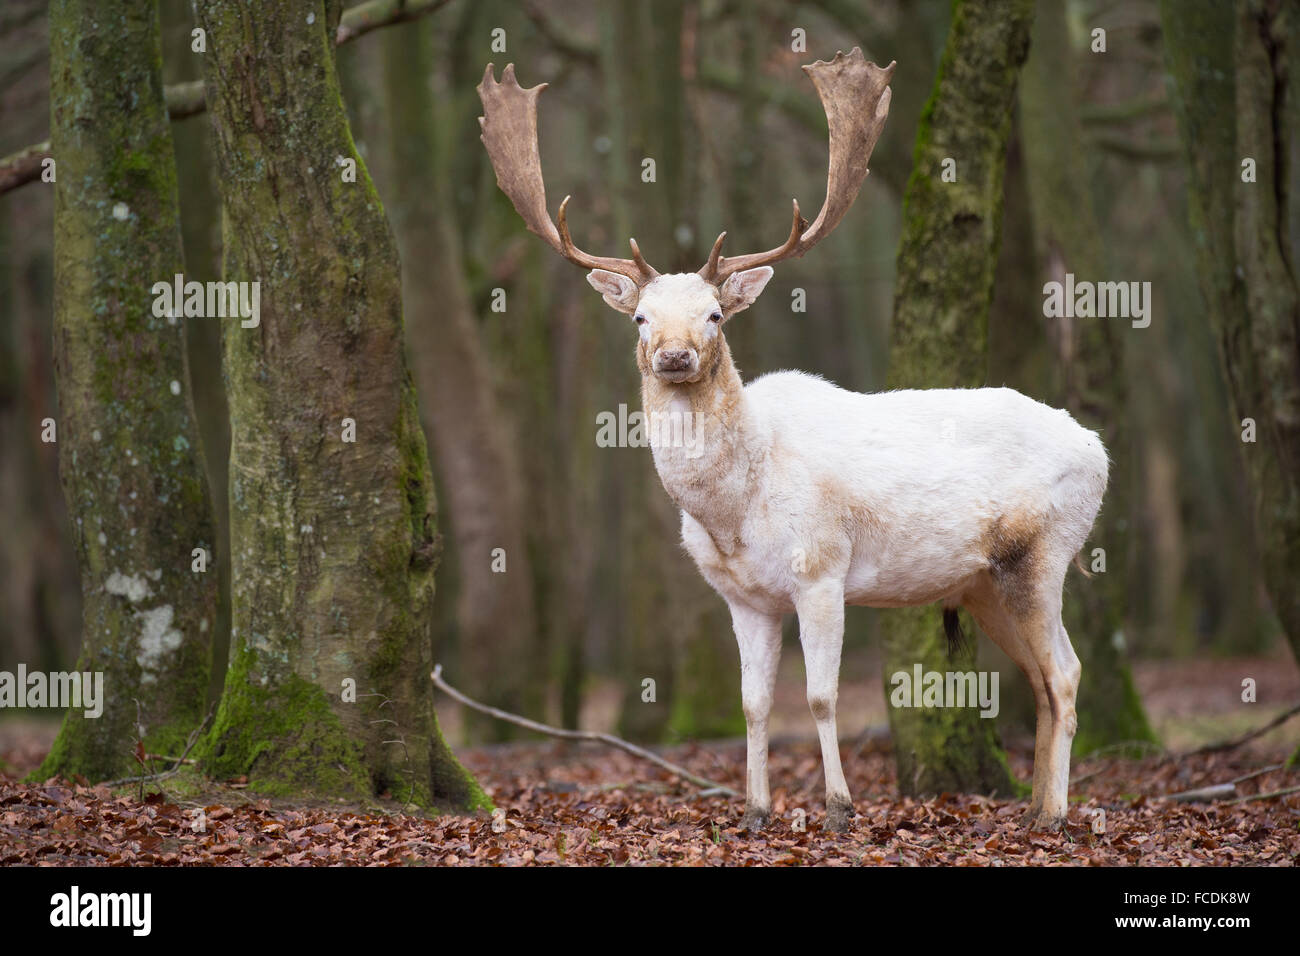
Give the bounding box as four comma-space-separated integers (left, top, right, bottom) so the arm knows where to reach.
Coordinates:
1228, 763, 1286, 785
1228, 784, 1300, 805
0, 0, 453, 196
1166, 782, 1237, 803
1184, 701, 1300, 757
144, 754, 198, 766
431, 665, 738, 797
103, 705, 215, 789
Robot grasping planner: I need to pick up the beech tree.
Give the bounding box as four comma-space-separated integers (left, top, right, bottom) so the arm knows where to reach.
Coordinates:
191, 0, 484, 807
1163, 0, 1300, 763
1017, 0, 1155, 753
881, 0, 1035, 797
380, 19, 541, 741
37, 0, 219, 781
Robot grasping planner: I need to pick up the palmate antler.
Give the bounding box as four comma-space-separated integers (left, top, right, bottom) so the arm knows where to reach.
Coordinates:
478, 50, 893, 289
698, 49, 895, 285
477, 63, 659, 286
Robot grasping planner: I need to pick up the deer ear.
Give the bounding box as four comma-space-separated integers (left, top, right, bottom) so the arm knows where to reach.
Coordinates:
586, 269, 640, 314
718, 266, 773, 317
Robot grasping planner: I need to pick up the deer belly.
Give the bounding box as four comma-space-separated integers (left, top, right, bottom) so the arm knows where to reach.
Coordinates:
843, 547, 982, 608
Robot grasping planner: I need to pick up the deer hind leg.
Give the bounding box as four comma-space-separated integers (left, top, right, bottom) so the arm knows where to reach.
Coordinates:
965, 560, 1080, 830
1031, 609, 1081, 828
730, 602, 784, 832
794, 581, 853, 832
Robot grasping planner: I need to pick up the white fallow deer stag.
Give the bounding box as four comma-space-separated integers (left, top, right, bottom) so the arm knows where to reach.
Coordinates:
477, 50, 1107, 833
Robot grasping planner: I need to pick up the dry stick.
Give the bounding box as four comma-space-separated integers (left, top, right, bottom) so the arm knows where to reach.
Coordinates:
103, 705, 215, 789
1158, 763, 1293, 804
1228, 762, 1286, 785
1184, 701, 1300, 757
0, 0, 453, 195
1166, 782, 1238, 803
1227, 784, 1300, 805
431, 665, 738, 797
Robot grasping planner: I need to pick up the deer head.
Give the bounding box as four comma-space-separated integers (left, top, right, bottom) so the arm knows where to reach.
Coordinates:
477, 51, 894, 385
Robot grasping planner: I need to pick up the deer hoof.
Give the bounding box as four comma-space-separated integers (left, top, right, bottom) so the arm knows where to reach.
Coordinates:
825, 796, 854, 833
738, 807, 770, 833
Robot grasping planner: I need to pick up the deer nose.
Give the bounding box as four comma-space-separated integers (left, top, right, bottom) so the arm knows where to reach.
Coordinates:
656, 348, 693, 372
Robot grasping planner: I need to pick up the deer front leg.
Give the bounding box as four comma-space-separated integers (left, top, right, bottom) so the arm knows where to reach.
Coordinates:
730, 603, 783, 832
795, 581, 853, 832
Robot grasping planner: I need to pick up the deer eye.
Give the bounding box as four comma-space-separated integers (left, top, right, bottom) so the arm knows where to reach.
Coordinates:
634, 314, 646, 325
709, 311, 723, 323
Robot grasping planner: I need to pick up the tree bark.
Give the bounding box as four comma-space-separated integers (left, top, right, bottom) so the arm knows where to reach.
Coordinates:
1163, 0, 1300, 763
191, 0, 485, 807
881, 0, 1035, 797
160, 0, 234, 714
38, 0, 219, 780
1017, 0, 1156, 754
380, 19, 541, 741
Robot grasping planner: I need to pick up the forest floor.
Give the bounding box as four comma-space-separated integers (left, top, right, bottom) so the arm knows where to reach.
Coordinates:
0, 651, 1296, 866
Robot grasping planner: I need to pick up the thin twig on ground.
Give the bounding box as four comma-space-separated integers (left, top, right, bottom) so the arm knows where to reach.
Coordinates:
103, 705, 216, 789
431, 665, 738, 797
1227, 784, 1300, 805
1183, 702, 1300, 757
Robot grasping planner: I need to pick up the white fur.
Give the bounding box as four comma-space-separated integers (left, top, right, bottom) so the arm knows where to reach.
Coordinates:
667, 375, 1106, 613
600, 269, 1107, 832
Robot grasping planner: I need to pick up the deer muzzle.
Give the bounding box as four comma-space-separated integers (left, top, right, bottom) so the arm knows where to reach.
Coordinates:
653, 347, 697, 381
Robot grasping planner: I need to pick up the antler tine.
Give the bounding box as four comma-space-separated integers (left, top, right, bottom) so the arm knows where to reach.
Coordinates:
700, 49, 895, 285
478, 63, 658, 286
628, 238, 657, 280
700, 231, 727, 280
557, 196, 658, 283
699, 203, 804, 282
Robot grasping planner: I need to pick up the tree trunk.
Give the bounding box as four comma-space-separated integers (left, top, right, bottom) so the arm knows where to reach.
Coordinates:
160, 0, 233, 713
598, 0, 683, 742
191, 0, 485, 808
38, 0, 219, 780
1163, 0, 1300, 763
881, 0, 1035, 797
1017, 0, 1156, 754
380, 19, 541, 741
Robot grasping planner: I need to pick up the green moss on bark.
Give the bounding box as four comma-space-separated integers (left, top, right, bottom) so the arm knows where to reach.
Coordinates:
201, 644, 369, 798
37, 0, 219, 782
882, 0, 1034, 797
1019, 0, 1156, 754
190, 0, 485, 811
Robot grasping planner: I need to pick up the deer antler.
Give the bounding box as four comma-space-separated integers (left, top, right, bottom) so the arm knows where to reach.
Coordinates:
699, 49, 895, 285
478, 64, 659, 285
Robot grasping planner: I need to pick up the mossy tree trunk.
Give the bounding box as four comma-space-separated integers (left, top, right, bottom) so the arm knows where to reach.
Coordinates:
191, 0, 485, 808
1163, 0, 1300, 764
881, 0, 1034, 797
380, 21, 540, 741
38, 0, 219, 781
1018, 0, 1156, 755
159, 0, 233, 712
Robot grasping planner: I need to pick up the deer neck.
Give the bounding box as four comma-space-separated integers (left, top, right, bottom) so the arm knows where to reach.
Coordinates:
637, 335, 758, 553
